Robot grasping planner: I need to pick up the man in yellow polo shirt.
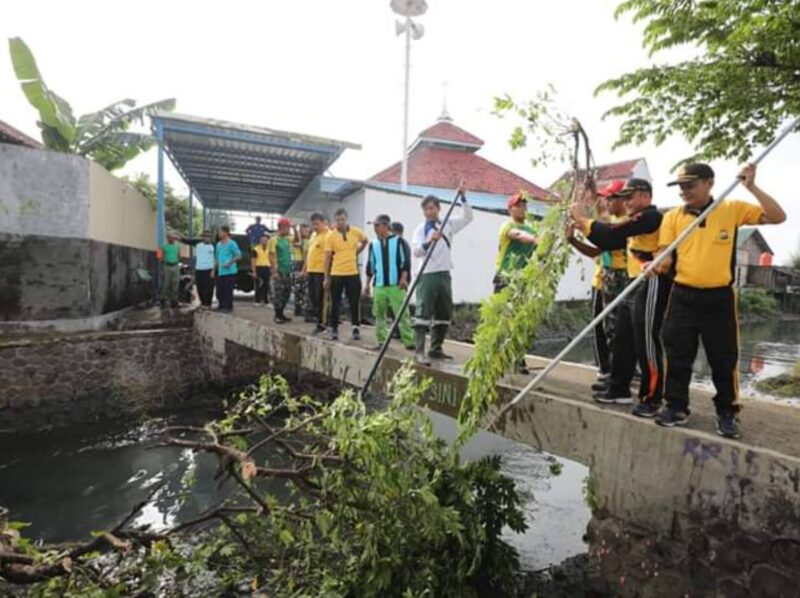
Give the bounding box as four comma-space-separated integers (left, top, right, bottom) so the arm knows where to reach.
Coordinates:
324, 208, 368, 341
652, 163, 786, 438
304, 212, 330, 336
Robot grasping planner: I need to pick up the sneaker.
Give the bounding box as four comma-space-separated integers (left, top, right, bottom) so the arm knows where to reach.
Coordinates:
428, 349, 453, 360
311, 325, 326, 337
593, 391, 633, 405
275, 315, 291, 324
330, 329, 339, 341
591, 381, 609, 392
352, 327, 361, 341
632, 401, 661, 418
716, 413, 741, 439
597, 372, 611, 382
655, 407, 690, 428
415, 352, 432, 366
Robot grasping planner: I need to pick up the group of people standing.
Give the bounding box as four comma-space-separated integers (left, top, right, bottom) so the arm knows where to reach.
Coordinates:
157, 225, 241, 311
160, 161, 784, 440
568, 162, 785, 439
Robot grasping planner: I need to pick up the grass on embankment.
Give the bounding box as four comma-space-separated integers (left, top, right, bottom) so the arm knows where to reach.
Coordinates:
755, 360, 800, 398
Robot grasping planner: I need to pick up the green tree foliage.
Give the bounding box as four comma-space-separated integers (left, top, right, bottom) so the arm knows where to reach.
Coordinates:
457, 92, 583, 441
8, 37, 175, 170
9, 366, 527, 597
597, 0, 800, 162
128, 173, 201, 237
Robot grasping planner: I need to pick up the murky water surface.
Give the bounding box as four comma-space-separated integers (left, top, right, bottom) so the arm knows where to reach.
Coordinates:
536, 320, 800, 405
0, 407, 589, 572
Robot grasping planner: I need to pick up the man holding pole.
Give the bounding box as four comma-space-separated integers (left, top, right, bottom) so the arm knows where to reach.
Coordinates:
411, 185, 473, 365
494, 192, 538, 374
571, 178, 671, 418
652, 163, 786, 438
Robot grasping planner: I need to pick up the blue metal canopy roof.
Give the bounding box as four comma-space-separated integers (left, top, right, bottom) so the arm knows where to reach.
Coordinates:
151, 112, 360, 214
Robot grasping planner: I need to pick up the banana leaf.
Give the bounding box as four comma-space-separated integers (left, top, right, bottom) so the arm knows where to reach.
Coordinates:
78, 98, 175, 154
9, 37, 75, 146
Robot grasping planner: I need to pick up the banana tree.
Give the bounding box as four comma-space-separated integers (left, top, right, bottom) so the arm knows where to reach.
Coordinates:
8, 37, 175, 170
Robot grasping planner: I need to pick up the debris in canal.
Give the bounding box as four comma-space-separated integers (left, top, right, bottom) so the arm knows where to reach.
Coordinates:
1, 365, 529, 597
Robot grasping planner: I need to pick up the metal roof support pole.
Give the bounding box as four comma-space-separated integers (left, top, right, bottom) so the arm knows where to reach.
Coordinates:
188, 188, 195, 263
156, 120, 165, 246
155, 119, 166, 296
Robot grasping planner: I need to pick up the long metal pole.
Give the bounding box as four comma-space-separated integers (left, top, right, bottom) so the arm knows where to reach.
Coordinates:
491, 117, 799, 427
400, 17, 411, 191
361, 189, 466, 396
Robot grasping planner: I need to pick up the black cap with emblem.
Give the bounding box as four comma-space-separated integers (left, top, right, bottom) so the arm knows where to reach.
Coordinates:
667, 163, 715, 186
615, 177, 653, 196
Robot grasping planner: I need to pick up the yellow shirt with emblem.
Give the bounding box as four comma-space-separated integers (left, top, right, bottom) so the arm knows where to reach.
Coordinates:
592, 259, 602, 290
659, 199, 763, 288
253, 244, 270, 267
305, 229, 330, 274
324, 226, 367, 276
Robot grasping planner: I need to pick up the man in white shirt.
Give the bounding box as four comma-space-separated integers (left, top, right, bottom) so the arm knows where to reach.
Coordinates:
411, 188, 473, 364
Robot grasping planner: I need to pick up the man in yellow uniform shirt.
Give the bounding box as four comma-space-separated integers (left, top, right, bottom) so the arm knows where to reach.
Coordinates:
652, 163, 786, 438
304, 213, 330, 336
251, 234, 271, 305
324, 208, 368, 341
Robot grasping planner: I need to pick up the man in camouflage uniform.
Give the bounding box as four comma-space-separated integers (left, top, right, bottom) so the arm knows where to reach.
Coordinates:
269, 218, 294, 323
292, 223, 311, 318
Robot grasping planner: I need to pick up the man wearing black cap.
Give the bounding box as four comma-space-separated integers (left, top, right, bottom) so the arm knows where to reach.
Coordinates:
571, 177, 672, 417
651, 163, 786, 438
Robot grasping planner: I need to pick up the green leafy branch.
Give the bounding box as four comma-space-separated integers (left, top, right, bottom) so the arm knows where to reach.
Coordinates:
457, 90, 591, 443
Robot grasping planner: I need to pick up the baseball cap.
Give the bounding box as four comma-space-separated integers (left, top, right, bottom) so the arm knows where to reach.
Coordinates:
667, 163, 715, 186
615, 177, 653, 197
390, 221, 404, 234
598, 180, 626, 198
368, 214, 392, 226
277, 217, 291, 227
507, 192, 528, 210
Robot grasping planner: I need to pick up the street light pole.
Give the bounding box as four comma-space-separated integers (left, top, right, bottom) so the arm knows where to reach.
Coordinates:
392, 0, 427, 192
401, 16, 411, 191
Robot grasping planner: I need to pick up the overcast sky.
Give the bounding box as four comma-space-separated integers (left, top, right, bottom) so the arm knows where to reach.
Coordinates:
3, 0, 797, 261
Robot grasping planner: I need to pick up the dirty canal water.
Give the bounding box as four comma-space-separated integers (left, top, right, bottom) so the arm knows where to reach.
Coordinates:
0, 400, 589, 573
536, 319, 800, 405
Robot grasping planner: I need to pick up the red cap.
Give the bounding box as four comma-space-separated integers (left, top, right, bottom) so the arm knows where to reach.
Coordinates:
506, 192, 527, 210
277, 217, 291, 227
598, 180, 626, 198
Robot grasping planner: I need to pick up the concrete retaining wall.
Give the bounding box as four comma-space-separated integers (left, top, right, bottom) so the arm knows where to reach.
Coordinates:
0, 144, 157, 321
194, 309, 800, 596
0, 327, 208, 432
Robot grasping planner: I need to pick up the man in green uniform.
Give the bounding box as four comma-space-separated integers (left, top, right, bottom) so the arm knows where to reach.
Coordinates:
158, 229, 182, 308
494, 192, 538, 374
364, 214, 415, 351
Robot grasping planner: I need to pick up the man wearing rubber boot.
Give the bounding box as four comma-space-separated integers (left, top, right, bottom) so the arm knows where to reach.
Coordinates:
411, 185, 473, 365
